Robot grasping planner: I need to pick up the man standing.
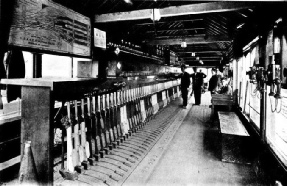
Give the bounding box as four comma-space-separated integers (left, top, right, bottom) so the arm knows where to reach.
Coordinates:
190, 67, 206, 105
180, 65, 190, 109
220, 77, 232, 95
208, 68, 221, 95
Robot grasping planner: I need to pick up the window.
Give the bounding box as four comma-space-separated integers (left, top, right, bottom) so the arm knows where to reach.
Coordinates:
248, 46, 261, 128
23, 51, 33, 78
237, 34, 287, 166
236, 45, 261, 129
42, 54, 72, 78
266, 88, 287, 165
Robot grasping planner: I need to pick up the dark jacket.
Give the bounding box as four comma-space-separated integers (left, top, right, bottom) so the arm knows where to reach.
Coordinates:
191, 72, 206, 88
180, 72, 191, 89
208, 75, 221, 92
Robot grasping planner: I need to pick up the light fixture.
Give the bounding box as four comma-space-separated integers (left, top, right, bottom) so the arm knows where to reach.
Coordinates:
199, 60, 204, 65
273, 18, 282, 54
147, 75, 155, 79
123, 0, 132, 4
181, 41, 187, 48
150, 9, 161, 21
236, 23, 245, 29
274, 36, 281, 54
275, 17, 282, 24
117, 62, 122, 69
114, 47, 120, 55
191, 52, 195, 57
243, 36, 259, 51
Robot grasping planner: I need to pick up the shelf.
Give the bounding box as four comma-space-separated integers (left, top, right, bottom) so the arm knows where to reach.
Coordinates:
1, 77, 100, 101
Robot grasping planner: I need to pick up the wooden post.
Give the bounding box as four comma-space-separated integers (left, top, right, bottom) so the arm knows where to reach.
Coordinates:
238, 82, 242, 109
21, 86, 53, 185
260, 83, 267, 143
259, 35, 267, 144
243, 81, 249, 114
33, 53, 42, 78
71, 57, 74, 78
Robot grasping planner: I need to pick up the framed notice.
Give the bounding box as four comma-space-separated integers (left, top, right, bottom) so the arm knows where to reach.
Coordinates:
8, 0, 91, 56
94, 28, 106, 49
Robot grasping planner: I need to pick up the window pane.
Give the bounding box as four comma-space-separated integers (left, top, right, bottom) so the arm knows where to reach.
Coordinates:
72, 57, 93, 78
266, 88, 287, 165
42, 54, 72, 78
248, 47, 260, 128
244, 53, 251, 116
23, 51, 33, 78
249, 82, 261, 128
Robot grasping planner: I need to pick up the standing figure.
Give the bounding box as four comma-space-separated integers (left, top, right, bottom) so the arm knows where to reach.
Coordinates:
190, 67, 206, 105
208, 68, 221, 95
180, 65, 190, 109
220, 78, 232, 95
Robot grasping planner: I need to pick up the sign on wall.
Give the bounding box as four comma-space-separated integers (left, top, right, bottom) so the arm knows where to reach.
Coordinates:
94, 28, 106, 49
8, 0, 91, 56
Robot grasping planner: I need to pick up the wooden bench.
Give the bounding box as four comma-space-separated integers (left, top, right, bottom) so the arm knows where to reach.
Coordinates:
211, 94, 234, 115
218, 111, 251, 164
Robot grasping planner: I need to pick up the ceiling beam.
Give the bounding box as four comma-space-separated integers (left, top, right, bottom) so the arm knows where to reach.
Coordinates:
145, 35, 231, 45
152, 34, 206, 39
146, 28, 205, 33
186, 66, 217, 68
134, 18, 204, 26
184, 59, 220, 62
94, 2, 255, 23
182, 56, 222, 59
176, 50, 224, 54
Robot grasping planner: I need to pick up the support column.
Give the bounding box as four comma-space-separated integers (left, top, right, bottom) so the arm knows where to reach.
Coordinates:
71, 57, 73, 78
259, 34, 267, 144
21, 86, 53, 185
33, 53, 42, 78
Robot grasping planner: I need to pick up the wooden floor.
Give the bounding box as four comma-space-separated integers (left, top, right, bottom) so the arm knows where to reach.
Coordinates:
127, 92, 267, 186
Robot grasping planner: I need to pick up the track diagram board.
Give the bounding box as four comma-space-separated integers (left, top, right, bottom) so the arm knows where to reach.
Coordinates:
8, 0, 91, 56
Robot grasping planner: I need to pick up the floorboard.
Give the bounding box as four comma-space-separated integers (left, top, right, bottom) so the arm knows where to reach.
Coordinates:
144, 92, 267, 186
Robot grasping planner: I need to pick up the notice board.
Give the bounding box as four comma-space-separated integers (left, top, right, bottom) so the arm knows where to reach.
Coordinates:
8, 0, 91, 57
94, 28, 106, 49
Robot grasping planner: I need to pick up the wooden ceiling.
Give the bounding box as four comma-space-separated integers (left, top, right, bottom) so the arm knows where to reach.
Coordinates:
53, 0, 286, 67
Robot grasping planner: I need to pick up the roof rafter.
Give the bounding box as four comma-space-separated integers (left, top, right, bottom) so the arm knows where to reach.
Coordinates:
145, 35, 231, 45
146, 27, 205, 33
134, 18, 204, 26
94, 2, 255, 23
176, 50, 224, 54
152, 34, 205, 39
184, 59, 220, 62
182, 56, 222, 59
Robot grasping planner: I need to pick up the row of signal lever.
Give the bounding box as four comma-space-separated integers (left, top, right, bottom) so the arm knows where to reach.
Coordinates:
56, 80, 181, 182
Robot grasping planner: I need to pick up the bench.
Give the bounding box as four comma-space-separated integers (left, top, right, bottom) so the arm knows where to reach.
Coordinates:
211, 94, 234, 115
218, 111, 251, 164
